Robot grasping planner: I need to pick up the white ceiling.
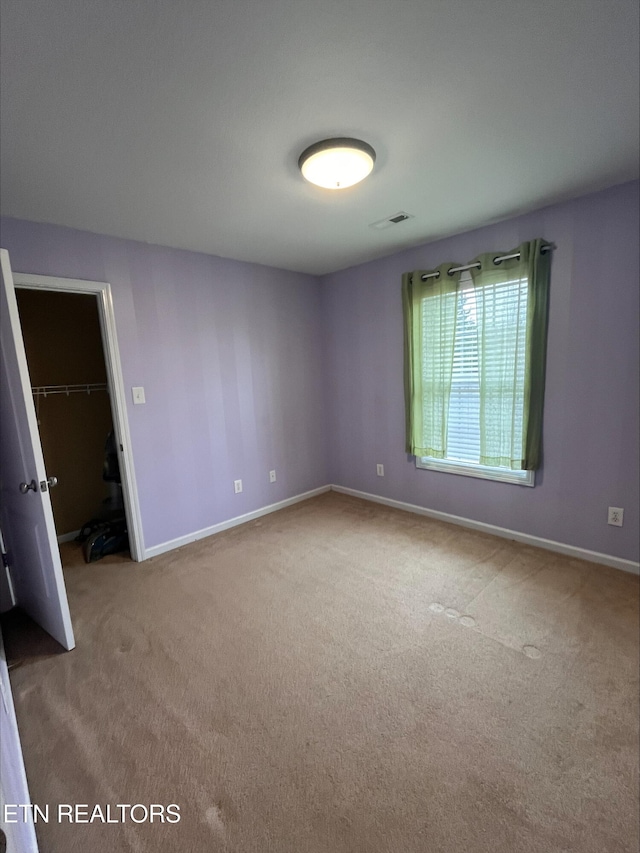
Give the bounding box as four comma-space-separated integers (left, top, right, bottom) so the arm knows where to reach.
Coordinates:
1, 0, 638, 275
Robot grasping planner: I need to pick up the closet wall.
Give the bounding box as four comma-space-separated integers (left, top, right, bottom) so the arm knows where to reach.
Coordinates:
16, 290, 114, 537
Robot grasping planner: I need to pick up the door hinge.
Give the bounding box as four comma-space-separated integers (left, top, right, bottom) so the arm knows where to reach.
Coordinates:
1, 552, 9, 569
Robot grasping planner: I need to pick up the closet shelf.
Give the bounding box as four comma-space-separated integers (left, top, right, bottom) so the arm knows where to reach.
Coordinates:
31, 383, 109, 398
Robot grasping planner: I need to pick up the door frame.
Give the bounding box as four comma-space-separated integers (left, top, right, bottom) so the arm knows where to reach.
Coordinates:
13, 272, 145, 562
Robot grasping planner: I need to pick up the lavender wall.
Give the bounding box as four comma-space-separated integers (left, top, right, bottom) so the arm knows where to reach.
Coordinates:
0, 218, 328, 551
2, 180, 638, 564
321, 181, 640, 563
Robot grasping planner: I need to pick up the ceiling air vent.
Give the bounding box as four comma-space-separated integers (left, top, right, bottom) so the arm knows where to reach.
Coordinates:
369, 211, 414, 230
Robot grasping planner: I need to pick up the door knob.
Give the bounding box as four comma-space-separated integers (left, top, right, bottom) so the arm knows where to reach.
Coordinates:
47, 476, 58, 488
19, 480, 38, 494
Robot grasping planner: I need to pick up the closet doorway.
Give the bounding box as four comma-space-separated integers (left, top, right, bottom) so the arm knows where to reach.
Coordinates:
13, 273, 143, 562
16, 288, 118, 550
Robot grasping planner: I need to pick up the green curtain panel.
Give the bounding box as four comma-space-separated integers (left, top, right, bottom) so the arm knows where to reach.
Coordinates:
523, 239, 552, 469
402, 263, 462, 457
403, 240, 551, 471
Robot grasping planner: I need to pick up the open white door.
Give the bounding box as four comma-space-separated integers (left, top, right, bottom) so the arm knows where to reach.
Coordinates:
1, 629, 39, 852
0, 249, 75, 651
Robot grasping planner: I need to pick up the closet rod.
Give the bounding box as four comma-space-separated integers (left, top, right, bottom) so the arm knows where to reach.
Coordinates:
31, 383, 109, 398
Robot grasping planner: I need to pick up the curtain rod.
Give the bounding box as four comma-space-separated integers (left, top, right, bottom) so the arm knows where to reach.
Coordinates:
419, 244, 555, 282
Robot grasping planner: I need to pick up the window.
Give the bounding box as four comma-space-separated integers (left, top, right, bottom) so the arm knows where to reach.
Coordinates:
403, 240, 551, 486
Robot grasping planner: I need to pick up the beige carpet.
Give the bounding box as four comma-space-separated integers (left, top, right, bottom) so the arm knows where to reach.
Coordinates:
3, 492, 639, 853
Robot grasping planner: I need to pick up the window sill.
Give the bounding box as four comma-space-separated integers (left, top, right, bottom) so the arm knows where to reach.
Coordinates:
416, 456, 535, 486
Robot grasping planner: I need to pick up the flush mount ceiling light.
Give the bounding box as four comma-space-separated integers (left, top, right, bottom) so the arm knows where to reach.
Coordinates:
298, 138, 376, 190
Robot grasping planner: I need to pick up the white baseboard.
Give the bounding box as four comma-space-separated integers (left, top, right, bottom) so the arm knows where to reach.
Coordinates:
331, 485, 640, 576
57, 530, 80, 544
143, 486, 331, 560
141, 482, 639, 575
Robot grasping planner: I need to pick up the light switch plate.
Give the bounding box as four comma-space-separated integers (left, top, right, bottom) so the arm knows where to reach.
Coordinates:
132, 386, 146, 405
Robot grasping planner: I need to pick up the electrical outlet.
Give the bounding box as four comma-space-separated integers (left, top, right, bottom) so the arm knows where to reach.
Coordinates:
607, 507, 624, 527
269, 470, 276, 483
376, 463, 384, 477
234, 479, 243, 494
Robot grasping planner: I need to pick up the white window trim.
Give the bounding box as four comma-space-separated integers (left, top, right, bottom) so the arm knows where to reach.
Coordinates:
416, 456, 535, 487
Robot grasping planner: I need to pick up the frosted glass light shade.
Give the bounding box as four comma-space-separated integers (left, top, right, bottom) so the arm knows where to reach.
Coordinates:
298, 138, 376, 189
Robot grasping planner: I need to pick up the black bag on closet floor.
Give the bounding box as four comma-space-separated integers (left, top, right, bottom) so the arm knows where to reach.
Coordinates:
80, 519, 129, 563
76, 517, 109, 543
76, 430, 129, 563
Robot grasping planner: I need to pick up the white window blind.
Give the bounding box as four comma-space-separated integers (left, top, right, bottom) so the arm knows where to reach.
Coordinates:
447, 273, 481, 463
